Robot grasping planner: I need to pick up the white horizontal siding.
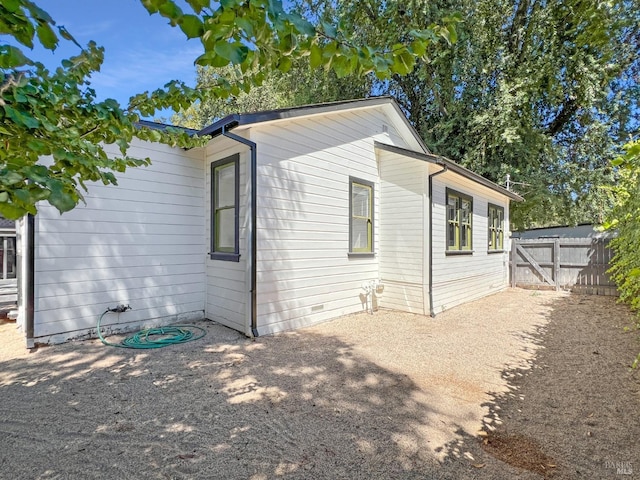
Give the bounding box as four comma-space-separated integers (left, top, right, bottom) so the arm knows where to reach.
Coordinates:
204, 140, 249, 335
430, 169, 510, 314
252, 107, 412, 334
33, 139, 206, 343
378, 148, 426, 313
378, 283, 424, 313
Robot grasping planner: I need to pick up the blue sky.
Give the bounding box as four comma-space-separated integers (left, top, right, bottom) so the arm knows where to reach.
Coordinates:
25, 0, 202, 119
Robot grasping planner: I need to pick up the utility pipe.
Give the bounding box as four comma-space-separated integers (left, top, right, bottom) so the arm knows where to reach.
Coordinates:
222, 127, 259, 337
25, 214, 35, 347
428, 163, 448, 317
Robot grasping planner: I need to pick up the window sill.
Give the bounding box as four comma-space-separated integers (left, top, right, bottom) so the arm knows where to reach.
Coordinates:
488, 249, 506, 254
348, 252, 375, 258
209, 252, 241, 262
445, 250, 474, 256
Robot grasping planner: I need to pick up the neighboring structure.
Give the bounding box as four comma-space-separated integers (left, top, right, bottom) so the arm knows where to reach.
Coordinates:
15, 97, 522, 347
512, 223, 613, 239
0, 216, 17, 305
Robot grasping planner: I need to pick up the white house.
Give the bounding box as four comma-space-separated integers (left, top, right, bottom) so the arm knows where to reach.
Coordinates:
14, 97, 522, 346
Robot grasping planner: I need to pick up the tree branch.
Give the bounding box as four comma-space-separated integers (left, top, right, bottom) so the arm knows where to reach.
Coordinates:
0, 72, 25, 106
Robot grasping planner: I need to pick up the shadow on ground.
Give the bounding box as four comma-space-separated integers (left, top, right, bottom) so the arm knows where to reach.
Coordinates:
1, 322, 447, 480
2, 291, 638, 479
440, 293, 640, 479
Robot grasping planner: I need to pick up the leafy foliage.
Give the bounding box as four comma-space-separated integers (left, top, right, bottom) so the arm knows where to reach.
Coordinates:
172, 61, 372, 129
1, 0, 456, 219
0, 1, 196, 219
291, 0, 639, 229
602, 140, 640, 367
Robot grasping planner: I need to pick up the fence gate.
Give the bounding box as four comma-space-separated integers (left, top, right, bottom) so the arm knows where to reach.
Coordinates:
510, 237, 617, 296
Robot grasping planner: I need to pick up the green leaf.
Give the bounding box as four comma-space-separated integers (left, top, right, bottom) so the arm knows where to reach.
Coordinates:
1, 171, 24, 186
332, 55, 353, 78
218, 9, 236, 25
410, 40, 427, 57
0, 203, 27, 221
2, 0, 21, 12
25, 2, 54, 24
309, 43, 322, 69
158, 1, 184, 21
179, 14, 204, 38
13, 189, 32, 204
235, 17, 254, 37
47, 181, 77, 213
36, 23, 58, 50
3, 105, 40, 129
0, 46, 31, 68
280, 33, 297, 56
391, 49, 415, 75
277, 56, 292, 73
289, 14, 316, 36
186, 0, 209, 13
195, 50, 231, 67
214, 42, 248, 64
321, 21, 337, 38
447, 24, 458, 44
26, 139, 49, 154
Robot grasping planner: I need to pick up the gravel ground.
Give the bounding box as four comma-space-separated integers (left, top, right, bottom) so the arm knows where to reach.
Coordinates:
0, 289, 638, 479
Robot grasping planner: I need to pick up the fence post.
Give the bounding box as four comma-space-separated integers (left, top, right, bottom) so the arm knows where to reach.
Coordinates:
510, 238, 517, 288
553, 238, 560, 291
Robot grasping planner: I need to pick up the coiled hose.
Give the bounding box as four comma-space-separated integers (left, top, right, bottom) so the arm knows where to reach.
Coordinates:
97, 310, 206, 349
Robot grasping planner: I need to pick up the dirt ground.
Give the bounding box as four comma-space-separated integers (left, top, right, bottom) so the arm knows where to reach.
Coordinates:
0, 289, 638, 479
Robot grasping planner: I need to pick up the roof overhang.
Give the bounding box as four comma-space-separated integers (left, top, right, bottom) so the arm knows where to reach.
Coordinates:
374, 141, 524, 202
197, 96, 430, 154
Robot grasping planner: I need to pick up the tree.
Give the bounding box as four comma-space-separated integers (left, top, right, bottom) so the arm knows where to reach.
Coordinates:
602, 140, 640, 367
1, 0, 457, 219
294, 0, 639, 229
172, 60, 372, 129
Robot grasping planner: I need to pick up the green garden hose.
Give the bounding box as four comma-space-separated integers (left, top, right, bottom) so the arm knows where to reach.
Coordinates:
97, 310, 206, 349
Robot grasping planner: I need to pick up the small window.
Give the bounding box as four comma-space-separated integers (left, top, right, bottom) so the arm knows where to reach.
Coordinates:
446, 188, 473, 252
211, 155, 240, 261
488, 204, 504, 251
349, 177, 374, 254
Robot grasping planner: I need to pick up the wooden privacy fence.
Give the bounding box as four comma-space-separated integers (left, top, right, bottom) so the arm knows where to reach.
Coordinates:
510, 237, 617, 296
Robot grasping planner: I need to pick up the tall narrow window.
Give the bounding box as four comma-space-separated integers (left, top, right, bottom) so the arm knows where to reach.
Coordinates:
211, 155, 240, 261
349, 177, 374, 254
488, 204, 505, 251
446, 188, 473, 252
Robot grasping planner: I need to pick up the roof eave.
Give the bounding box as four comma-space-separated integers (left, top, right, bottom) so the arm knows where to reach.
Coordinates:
196, 97, 419, 141
374, 142, 524, 202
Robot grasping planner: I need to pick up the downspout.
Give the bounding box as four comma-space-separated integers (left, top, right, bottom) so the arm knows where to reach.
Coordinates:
428, 163, 448, 318
222, 127, 259, 337
25, 213, 35, 348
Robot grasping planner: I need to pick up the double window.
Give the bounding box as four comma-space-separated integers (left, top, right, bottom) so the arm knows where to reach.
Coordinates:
349, 177, 374, 254
446, 188, 473, 252
210, 155, 240, 261
488, 204, 504, 251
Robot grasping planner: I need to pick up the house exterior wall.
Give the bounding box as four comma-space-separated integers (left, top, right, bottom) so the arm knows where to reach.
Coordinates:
204, 136, 251, 335
32, 139, 206, 343
251, 107, 412, 335
378, 148, 427, 314
430, 168, 511, 314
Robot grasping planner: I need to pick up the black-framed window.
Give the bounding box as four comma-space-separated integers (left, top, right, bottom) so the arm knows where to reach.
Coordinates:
446, 188, 473, 252
210, 155, 240, 261
488, 204, 505, 251
349, 177, 374, 254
